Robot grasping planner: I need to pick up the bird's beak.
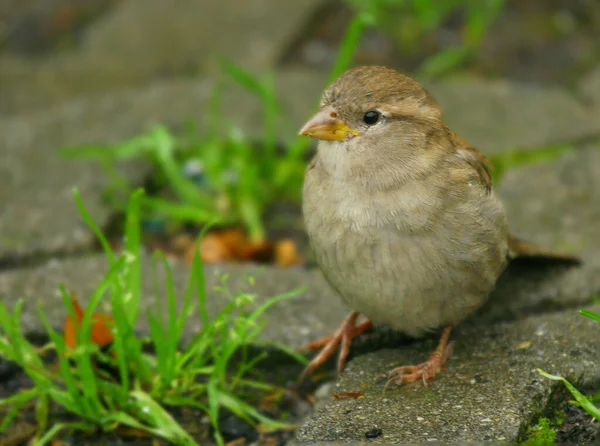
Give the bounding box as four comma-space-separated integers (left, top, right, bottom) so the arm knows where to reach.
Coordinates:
299, 106, 359, 141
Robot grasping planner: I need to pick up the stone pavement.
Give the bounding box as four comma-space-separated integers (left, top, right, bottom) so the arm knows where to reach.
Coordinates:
0, 0, 324, 114
294, 307, 600, 444
1, 0, 599, 443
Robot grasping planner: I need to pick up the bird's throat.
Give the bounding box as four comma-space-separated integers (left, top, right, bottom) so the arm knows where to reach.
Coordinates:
317, 141, 353, 179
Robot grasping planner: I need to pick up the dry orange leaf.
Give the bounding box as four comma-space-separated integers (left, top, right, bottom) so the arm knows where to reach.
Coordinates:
178, 228, 305, 266
184, 228, 272, 264
64, 294, 114, 350
184, 232, 233, 263
274, 238, 302, 267
332, 391, 365, 400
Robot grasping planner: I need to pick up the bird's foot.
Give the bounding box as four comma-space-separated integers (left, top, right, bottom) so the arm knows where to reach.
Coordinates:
385, 325, 453, 388
299, 312, 372, 381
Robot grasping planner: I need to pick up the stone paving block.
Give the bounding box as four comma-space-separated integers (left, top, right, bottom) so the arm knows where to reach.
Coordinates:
0, 83, 207, 257
0, 69, 325, 258
84, 0, 324, 75
425, 77, 599, 153
0, 0, 323, 114
498, 145, 600, 254
485, 145, 600, 322
580, 64, 600, 105
295, 307, 600, 444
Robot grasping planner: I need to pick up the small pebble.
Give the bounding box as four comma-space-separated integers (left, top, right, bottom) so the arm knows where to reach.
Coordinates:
365, 428, 382, 439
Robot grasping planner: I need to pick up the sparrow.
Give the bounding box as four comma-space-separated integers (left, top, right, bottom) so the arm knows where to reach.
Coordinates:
298, 65, 579, 385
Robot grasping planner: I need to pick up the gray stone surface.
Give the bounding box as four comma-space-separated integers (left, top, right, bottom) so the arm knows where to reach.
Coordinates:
0, 103, 150, 256
0, 0, 323, 114
482, 144, 600, 322
580, 64, 600, 105
498, 144, 600, 255
0, 68, 326, 257
425, 76, 599, 153
295, 307, 600, 444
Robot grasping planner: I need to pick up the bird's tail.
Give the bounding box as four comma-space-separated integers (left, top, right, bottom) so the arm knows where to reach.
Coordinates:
507, 234, 581, 265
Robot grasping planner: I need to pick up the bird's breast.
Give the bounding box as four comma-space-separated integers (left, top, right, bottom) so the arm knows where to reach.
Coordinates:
302, 168, 508, 336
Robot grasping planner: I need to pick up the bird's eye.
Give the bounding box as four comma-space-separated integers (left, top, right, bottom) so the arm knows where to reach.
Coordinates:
362, 110, 381, 126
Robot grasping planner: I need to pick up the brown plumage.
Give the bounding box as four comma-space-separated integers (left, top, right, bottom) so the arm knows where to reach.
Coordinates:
298, 66, 579, 385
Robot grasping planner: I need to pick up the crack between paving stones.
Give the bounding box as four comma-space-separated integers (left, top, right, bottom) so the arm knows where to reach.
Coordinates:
0, 245, 99, 272
516, 373, 600, 443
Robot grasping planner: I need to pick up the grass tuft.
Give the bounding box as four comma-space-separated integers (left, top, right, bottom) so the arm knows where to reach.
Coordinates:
537, 308, 600, 424
59, 15, 370, 243
346, 0, 505, 78
0, 188, 305, 446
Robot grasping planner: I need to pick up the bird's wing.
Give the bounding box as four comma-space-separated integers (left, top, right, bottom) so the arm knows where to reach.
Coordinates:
449, 129, 581, 265
448, 130, 492, 193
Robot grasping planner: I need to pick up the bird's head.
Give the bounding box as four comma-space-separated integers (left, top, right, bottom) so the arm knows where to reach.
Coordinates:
299, 66, 449, 185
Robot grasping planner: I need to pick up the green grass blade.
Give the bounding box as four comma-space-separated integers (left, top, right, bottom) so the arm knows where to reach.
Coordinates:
147, 251, 180, 386
417, 46, 473, 79
488, 143, 575, 184
58, 289, 101, 417
0, 388, 39, 432
37, 299, 90, 417
141, 196, 224, 223
254, 340, 309, 365
147, 309, 169, 380
191, 228, 210, 329
125, 390, 200, 446
221, 60, 266, 97
73, 188, 115, 264
121, 188, 143, 324
35, 422, 93, 446
580, 309, 600, 323
108, 298, 132, 392
327, 15, 366, 82
218, 390, 294, 429
246, 288, 304, 325
150, 126, 214, 208
537, 369, 600, 420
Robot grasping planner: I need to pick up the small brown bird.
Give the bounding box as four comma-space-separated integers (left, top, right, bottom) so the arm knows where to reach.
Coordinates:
298, 66, 578, 385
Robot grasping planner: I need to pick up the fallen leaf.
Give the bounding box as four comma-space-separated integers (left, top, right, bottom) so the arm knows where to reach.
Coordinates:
171, 227, 305, 266
332, 391, 365, 400
185, 232, 233, 264
64, 293, 114, 350
185, 228, 274, 264
274, 238, 303, 267
516, 341, 532, 350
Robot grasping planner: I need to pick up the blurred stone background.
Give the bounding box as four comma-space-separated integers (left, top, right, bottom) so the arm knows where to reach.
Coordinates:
2, 0, 600, 114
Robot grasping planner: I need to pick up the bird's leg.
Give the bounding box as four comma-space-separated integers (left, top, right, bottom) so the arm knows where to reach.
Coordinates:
299, 312, 373, 381
386, 325, 453, 387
